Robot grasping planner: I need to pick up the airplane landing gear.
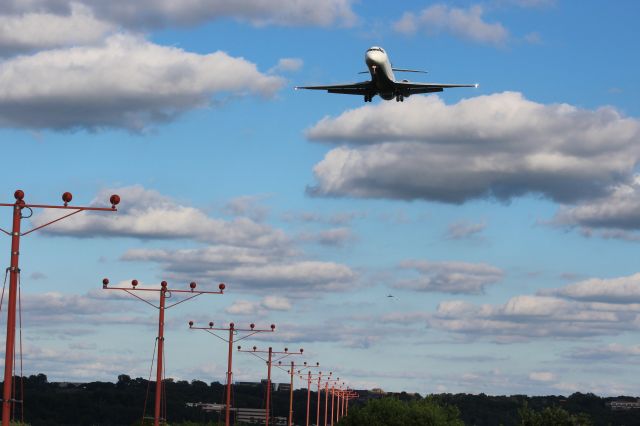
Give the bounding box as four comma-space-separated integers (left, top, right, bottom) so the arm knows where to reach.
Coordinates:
364, 94, 373, 102
395, 94, 404, 102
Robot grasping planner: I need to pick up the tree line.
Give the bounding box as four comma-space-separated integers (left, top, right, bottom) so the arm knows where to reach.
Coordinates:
2, 374, 637, 425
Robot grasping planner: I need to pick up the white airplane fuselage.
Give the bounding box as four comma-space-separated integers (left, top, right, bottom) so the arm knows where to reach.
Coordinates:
365, 47, 397, 100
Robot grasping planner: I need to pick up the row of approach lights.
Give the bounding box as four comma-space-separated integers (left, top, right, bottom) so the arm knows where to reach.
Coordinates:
13, 190, 121, 208
103, 279, 226, 292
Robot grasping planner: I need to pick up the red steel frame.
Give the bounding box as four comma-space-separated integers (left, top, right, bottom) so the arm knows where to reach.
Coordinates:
276, 360, 319, 426
102, 278, 225, 426
296, 370, 327, 426
322, 375, 340, 426
237, 346, 303, 426
0, 190, 119, 426
188, 321, 275, 426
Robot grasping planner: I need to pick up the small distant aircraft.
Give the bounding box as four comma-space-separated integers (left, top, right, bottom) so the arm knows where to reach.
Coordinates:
296, 46, 477, 102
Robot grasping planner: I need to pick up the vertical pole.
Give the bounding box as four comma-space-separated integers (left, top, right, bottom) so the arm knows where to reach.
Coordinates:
225, 324, 234, 426
316, 374, 321, 426
154, 286, 166, 426
265, 347, 272, 426
330, 385, 335, 426
288, 361, 294, 426
2, 201, 21, 426
305, 371, 311, 426
324, 382, 329, 426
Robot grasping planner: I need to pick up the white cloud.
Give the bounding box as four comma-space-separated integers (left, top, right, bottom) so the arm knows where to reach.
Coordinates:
393, 5, 508, 47
298, 227, 355, 247
528, 371, 556, 382
269, 58, 303, 73
35, 185, 288, 248
542, 273, 640, 304
0, 0, 357, 30
553, 176, 640, 240
446, 221, 486, 240
0, 3, 114, 55
427, 272, 640, 342
395, 260, 503, 294
307, 92, 640, 204
225, 295, 292, 315
123, 247, 356, 295
0, 34, 284, 131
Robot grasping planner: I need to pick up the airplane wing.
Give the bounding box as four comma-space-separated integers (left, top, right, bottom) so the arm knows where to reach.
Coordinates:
395, 81, 478, 95
295, 81, 374, 95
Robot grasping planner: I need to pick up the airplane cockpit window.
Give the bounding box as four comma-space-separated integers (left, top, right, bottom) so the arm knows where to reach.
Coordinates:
367, 47, 385, 53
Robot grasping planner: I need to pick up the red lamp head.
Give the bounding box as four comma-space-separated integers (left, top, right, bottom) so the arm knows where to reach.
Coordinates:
300, 348, 304, 354
102, 278, 109, 288
270, 324, 276, 330
230, 322, 235, 329
161, 281, 167, 288
110, 194, 120, 208
188, 321, 194, 327
218, 283, 226, 291
209, 322, 214, 327
250, 323, 255, 329
190, 281, 196, 290
62, 192, 72, 206
131, 279, 138, 287
14, 190, 24, 200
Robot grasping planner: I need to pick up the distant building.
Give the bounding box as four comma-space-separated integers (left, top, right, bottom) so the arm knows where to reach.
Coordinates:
609, 399, 640, 410
275, 383, 291, 392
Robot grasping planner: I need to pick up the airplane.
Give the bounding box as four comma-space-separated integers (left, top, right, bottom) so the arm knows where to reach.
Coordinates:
295, 46, 477, 102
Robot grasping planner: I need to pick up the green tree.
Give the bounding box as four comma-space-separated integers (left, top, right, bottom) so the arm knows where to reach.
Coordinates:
337, 397, 464, 426
518, 402, 593, 426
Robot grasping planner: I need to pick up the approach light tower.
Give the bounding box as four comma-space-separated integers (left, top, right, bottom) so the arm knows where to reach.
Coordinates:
188, 321, 276, 426
237, 346, 304, 426
0, 190, 119, 426
277, 359, 319, 426
103, 279, 225, 426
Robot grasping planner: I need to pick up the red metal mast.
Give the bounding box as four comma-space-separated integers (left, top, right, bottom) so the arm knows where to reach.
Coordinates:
238, 346, 304, 426
103, 278, 225, 426
188, 321, 275, 426
297, 369, 325, 426
279, 360, 318, 426
0, 190, 119, 426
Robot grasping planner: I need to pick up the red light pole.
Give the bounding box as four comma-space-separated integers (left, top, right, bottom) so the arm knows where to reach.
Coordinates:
322, 375, 340, 426
188, 321, 275, 426
296, 370, 326, 426
102, 278, 225, 426
238, 346, 304, 426
277, 360, 319, 426
342, 390, 359, 419
0, 189, 119, 426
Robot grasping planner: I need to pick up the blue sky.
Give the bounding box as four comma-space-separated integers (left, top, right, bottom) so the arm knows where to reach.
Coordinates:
1, 0, 640, 397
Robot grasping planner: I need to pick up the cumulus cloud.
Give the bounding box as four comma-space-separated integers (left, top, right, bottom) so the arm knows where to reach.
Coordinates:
393, 5, 508, 46
307, 92, 640, 204
395, 260, 503, 294
34, 185, 287, 248
225, 295, 292, 315
541, 273, 640, 304
0, 3, 114, 55
298, 227, 355, 247
446, 220, 486, 240
0, 34, 284, 131
565, 343, 640, 363
0, 0, 357, 30
427, 272, 640, 342
124, 246, 356, 295
552, 176, 640, 240
269, 58, 303, 74
428, 294, 634, 343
